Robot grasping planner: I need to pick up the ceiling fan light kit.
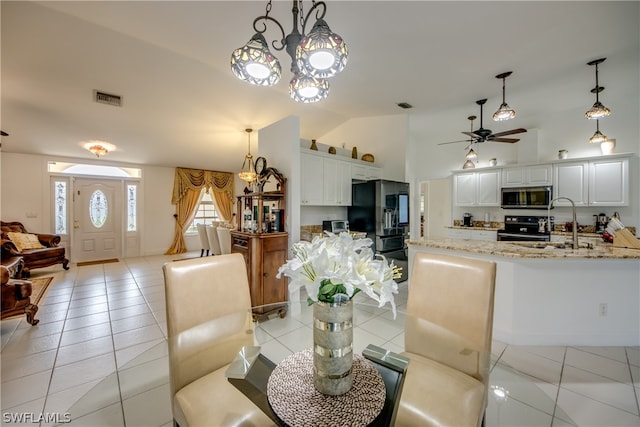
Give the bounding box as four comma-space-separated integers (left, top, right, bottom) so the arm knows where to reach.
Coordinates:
493, 71, 516, 121
231, 0, 348, 104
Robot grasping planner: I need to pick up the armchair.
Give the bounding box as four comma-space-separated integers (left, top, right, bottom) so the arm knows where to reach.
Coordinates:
1, 221, 69, 278
1, 265, 39, 325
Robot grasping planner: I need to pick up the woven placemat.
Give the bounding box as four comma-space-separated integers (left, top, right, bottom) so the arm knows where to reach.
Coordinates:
267, 349, 386, 427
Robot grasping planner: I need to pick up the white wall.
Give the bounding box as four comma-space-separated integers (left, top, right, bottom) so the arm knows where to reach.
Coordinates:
258, 115, 301, 244
0, 152, 211, 257
318, 114, 409, 182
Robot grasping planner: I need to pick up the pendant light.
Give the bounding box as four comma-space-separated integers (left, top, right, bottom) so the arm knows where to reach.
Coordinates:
588, 119, 608, 144
493, 71, 516, 121
238, 128, 258, 183
231, 1, 348, 104
462, 145, 477, 169
585, 58, 611, 119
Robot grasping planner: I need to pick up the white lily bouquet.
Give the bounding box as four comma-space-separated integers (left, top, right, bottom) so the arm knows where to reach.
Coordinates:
277, 232, 401, 317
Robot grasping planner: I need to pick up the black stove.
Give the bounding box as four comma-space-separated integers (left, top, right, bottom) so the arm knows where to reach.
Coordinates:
497, 215, 554, 242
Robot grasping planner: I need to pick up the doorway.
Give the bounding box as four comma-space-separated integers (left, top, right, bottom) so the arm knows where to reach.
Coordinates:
420, 178, 451, 238
73, 178, 122, 263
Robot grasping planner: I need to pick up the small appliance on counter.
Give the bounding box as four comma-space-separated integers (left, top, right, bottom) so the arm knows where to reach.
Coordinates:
322, 220, 349, 234
463, 213, 473, 227
497, 215, 554, 242
594, 213, 608, 234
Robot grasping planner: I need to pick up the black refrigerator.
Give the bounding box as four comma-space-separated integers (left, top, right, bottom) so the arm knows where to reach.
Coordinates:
348, 179, 409, 282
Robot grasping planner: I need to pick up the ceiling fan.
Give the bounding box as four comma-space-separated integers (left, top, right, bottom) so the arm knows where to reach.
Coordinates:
438, 99, 527, 146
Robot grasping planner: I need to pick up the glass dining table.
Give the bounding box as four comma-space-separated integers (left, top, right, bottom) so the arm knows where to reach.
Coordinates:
58, 296, 576, 426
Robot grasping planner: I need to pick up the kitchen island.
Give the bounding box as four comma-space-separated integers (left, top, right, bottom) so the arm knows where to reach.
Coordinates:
407, 238, 640, 346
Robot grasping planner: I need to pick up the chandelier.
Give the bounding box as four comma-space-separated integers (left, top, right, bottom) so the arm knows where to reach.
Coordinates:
231, 0, 348, 103
83, 141, 114, 158
239, 128, 258, 183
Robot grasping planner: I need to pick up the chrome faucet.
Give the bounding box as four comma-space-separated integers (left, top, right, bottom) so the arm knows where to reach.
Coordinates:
548, 197, 578, 249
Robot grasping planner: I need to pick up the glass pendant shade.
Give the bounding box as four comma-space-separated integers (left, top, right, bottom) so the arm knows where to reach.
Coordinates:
289, 74, 329, 103
493, 72, 516, 121
231, 33, 281, 86
462, 159, 476, 169
466, 148, 478, 160
296, 19, 348, 79
589, 130, 608, 144
239, 129, 258, 183
585, 101, 611, 119
493, 103, 516, 121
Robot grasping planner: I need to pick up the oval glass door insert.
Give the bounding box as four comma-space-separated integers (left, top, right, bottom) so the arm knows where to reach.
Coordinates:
89, 190, 108, 228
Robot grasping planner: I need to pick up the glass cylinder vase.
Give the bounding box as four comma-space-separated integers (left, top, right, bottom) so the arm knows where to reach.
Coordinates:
312, 294, 353, 395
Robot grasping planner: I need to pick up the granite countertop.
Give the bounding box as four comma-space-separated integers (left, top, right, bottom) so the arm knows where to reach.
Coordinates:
448, 226, 502, 231
407, 238, 640, 259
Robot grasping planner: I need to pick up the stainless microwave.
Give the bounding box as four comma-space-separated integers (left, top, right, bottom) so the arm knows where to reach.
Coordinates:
322, 220, 349, 233
501, 186, 552, 209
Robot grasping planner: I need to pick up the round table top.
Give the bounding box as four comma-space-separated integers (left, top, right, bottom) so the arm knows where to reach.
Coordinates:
267, 349, 386, 427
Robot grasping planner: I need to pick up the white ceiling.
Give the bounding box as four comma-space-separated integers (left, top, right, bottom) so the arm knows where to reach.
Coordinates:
1, 1, 638, 171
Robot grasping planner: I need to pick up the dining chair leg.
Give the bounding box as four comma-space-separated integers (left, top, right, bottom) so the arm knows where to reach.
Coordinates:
200, 249, 204, 257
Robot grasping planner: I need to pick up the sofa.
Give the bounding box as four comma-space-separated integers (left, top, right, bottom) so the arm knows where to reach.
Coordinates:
1, 264, 39, 325
1, 221, 69, 278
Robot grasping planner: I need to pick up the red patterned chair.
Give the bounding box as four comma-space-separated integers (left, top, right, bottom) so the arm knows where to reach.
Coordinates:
1, 221, 69, 278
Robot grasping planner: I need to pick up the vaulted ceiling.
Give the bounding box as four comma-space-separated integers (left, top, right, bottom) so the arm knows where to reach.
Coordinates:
2, 1, 638, 170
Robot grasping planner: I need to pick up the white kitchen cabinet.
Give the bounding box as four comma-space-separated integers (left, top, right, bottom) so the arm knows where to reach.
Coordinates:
472, 230, 498, 241
323, 158, 352, 206
453, 170, 500, 206
589, 158, 628, 206
553, 161, 589, 206
300, 153, 324, 205
477, 170, 501, 206
351, 164, 382, 181
448, 228, 471, 239
502, 164, 552, 187
553, 157, 629, 207
301, 152, 353, 206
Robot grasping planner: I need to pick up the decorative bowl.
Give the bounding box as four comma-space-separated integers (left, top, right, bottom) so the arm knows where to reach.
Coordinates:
361, 153, 375, 163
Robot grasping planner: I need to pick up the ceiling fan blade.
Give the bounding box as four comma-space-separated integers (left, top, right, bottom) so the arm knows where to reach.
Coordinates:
438, 140, 470, 146
491, 128, 527, 137
462, 132, 480, 138
490, 137, 520, 143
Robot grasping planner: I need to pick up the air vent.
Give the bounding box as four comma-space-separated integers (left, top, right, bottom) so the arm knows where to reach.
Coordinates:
396, 102, 413, 109
94, 90, 122, 107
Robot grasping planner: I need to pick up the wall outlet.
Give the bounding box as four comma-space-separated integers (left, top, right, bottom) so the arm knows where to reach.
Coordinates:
599, 303, 608, 316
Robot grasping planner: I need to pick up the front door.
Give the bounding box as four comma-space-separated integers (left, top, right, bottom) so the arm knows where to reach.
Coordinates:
73, 178, 121, 263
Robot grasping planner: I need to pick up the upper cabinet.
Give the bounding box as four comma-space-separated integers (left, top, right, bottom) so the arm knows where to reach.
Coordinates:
553, 161, 589, 206
351, 164, 382, 181
300, 149, 382, 206
453, 170, 501, 206
300, 152, 324, 205
501, 164, 552, 187
553, 156, 629, 207
588, 157, 629, 206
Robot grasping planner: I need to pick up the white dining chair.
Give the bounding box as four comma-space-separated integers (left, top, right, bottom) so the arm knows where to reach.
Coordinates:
196, 223, 210, 257
206, 225, 222, 256
217, 227, 232, 255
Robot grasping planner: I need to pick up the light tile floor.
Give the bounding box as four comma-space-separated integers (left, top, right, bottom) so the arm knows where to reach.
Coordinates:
1, 254, 638, 426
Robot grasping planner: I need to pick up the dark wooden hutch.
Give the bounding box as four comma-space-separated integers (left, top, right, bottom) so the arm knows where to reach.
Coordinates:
231, 168, 288, 319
